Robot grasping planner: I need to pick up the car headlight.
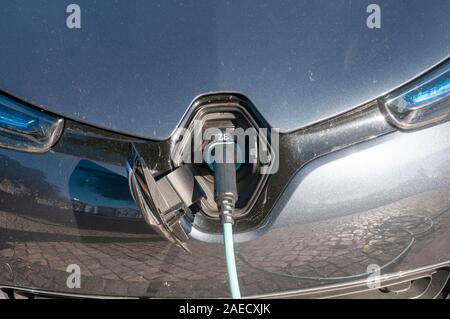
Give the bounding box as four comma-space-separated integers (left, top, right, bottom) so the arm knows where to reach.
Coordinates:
0, 94, 64, 153
382, 59, 450, 130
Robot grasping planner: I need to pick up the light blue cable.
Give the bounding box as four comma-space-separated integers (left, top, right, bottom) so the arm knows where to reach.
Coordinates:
222, 210, 241, 299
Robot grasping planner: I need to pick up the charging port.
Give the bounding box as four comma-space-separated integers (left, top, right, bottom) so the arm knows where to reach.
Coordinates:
171, 103, 273, 221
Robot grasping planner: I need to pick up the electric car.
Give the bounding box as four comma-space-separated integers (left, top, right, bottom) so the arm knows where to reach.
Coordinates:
0, 1, 450, 299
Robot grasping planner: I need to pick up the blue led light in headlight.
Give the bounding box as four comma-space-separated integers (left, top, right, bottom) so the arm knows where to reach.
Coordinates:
0, 108, 36, 131
405, 78, 450, 105
0, 94, 64, 152
383, 60, 450, 129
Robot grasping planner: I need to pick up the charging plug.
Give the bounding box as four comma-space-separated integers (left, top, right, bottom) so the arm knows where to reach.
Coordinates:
211, 141, 238, 222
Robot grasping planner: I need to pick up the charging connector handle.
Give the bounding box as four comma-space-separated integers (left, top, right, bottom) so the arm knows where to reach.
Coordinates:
213, 142, 238, 205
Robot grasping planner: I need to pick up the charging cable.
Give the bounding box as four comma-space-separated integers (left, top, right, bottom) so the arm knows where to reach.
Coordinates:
210, 140, 242, 299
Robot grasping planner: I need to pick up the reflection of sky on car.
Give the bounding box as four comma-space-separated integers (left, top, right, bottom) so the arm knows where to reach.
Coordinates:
276, 121, 450, 227
69, 160, 136, 209
0, 148, 135, 209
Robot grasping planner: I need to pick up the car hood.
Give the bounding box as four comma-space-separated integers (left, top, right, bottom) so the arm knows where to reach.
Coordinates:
0, 0, 449, 140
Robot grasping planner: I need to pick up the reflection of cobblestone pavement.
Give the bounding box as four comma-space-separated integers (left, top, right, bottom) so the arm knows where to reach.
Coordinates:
1, 188, 450, 297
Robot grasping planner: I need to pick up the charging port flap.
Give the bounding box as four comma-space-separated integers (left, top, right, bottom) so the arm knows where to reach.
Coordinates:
127, 144, 204, 252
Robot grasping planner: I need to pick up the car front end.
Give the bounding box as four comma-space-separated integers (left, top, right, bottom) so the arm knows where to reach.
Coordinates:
0, 1, 450, 299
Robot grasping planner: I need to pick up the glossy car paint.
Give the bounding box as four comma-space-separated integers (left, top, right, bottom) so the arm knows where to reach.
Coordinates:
0, 1, 450, 299
0, 116, 449, 297
0, 0, 449, 139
